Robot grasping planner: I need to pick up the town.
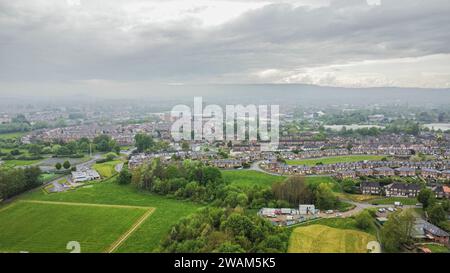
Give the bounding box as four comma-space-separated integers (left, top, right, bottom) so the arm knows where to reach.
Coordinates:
0, 99, 449, 254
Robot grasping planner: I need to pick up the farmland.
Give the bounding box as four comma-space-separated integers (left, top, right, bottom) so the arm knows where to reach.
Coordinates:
288, 224, 376, 253
0, 179, 202, 252
286, 155, 385, 166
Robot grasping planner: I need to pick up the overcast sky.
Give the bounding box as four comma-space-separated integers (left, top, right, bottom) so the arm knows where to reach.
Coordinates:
1, 0, 450, 96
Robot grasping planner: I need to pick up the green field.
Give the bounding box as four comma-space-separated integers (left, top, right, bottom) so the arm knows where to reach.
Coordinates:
222, 170, 285, 187
0, 132, 26, 140
286, 155, 385, 166
8, 180, 202, 252
1, 159, 42, 168
370, 197, 418, 205
221, 170, 340, 191
288, 224, 376, 253
0, 201, 147, 253
93, 160, 122, 178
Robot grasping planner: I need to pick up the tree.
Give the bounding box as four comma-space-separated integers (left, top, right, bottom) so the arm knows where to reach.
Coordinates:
134, 133, 154, 152
355, 210, 373, 231
313, 183, 338, 210
272, 176, 313, 206
55, 162, 62, 170
105, 152, 116, 162
181, 141, 190, 152
118, 168, 132, 185
28, 144, 42, 155
63, 160, 71, 170
428, 204, 447, 227
417, 188, 436, 209
380, 210, 415, 252
341, 179, 356, 193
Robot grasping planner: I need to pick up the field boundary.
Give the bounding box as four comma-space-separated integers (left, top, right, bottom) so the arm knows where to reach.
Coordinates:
105, 207, 155, 253
19, 199, 153, 210
15, 200, 157, 253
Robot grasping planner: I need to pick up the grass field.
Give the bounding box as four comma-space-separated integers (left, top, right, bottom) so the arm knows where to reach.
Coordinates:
288, 224, 376, 253
286, 155, 385, 166
1, 159, 42, 168
221, 170, 340, 191
0, 132, 26, 140
370, 197, 418, 205
337, 193, 380, 202
93, 160, 122, 178
222, 170, 285, 187
422, 244, 449, 253
8, 179, 202, 252
0, 201, 148, 253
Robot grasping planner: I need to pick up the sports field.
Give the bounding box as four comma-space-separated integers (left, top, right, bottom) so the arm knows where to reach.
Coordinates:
286, 155, 385, 166
0, 179, 201, 253
0, 200, 151, 253
288, 224, 375, 253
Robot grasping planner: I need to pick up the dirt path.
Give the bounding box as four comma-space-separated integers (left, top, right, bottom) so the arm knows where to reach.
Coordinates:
105, 208, 155, 253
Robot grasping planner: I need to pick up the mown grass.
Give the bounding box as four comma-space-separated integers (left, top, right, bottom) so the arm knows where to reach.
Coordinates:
370, 197, 418, 205
17, 180, 202, 252
0, 201, 146, 253
93, 160, 122, 178
286, 155, 385, 166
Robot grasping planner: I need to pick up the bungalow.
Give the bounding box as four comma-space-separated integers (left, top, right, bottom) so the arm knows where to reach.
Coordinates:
413, 219, 449, 246
395, 167, 416, 177
360, 181, 382, 195
385, 182, 422, 197
71, 169, 101, 183
374, 167, 395, 177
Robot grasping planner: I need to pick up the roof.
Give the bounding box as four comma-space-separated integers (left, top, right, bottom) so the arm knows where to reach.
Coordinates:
387, 182, 422, 191
443, 185, 450, 194
361, 181, 381, 188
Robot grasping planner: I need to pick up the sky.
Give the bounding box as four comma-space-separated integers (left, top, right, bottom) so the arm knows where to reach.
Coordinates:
0, 0, 450, 97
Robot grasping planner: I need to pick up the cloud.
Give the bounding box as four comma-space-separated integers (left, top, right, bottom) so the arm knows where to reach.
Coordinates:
0, 0, 449, 90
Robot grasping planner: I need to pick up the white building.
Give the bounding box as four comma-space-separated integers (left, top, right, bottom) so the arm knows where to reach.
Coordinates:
71, 169, 101, 183
299, 204, 316, 215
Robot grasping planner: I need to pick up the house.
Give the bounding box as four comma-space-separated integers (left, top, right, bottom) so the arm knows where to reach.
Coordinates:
442, 170, 450, 180
360, 181, 382, 195
421, 168, 440, 179
385, 182, 422, 197
395, 167, 416, 177
356, 168, 373, 177
444, 185, 450, 199
336, 170, 356, 180
374, 167, 395, 177
413, 219, 449, 246
432, 185, 445, 199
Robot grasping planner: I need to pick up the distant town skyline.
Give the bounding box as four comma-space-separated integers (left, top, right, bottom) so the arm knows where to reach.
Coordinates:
1, 0, 450, 96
